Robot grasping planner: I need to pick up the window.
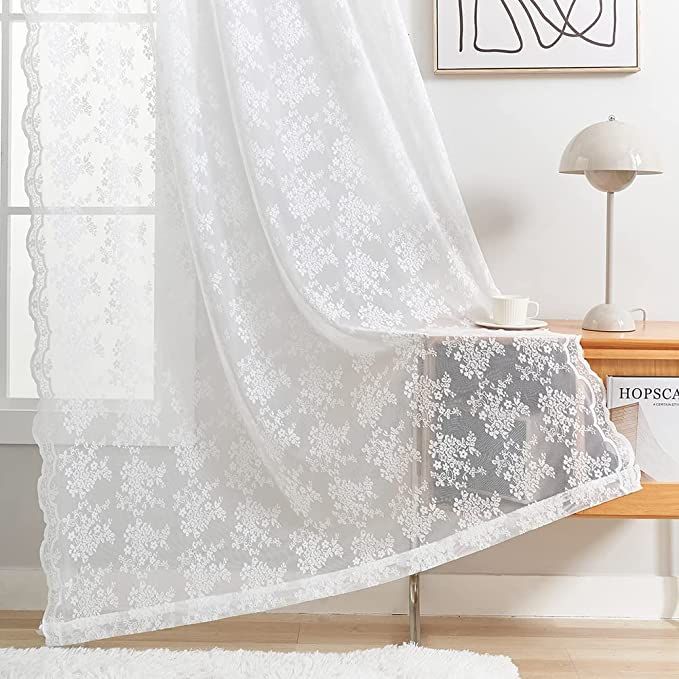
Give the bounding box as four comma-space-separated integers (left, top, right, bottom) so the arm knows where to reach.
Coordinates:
0, 3, 156, 443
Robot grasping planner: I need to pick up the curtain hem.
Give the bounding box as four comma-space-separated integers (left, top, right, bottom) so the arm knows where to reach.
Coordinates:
40, 463, 640, 646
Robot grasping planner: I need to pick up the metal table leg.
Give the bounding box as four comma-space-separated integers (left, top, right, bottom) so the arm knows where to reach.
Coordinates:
409, 572, 421, 644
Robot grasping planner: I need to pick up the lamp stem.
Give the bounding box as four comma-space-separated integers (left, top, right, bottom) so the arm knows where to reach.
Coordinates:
605, 191, 614, 305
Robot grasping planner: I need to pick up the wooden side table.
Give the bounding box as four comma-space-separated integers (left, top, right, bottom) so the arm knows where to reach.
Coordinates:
549, 320, 679, 518
408, 321, 679, 643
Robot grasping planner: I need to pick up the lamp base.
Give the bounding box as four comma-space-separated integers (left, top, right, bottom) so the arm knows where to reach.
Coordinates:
582, 303, 636, 332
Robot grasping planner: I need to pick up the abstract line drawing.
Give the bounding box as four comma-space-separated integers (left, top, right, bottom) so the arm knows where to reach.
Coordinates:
465, 0, 616, 54
436, 0, 639, 73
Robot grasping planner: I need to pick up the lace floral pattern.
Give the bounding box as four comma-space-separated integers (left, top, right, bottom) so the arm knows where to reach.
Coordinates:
24, 0, 639, 646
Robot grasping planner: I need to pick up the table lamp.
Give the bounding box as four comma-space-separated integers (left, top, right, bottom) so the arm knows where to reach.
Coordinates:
559, 115, 662, 332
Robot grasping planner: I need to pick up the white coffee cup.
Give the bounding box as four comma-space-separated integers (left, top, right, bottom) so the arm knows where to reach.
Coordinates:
491, 295, 540, 326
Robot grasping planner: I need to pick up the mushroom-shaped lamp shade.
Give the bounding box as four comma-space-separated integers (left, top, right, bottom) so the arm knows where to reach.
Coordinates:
560, 118, 662, 192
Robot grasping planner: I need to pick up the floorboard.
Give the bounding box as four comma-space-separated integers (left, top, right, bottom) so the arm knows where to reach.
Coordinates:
1, 611, 678, 678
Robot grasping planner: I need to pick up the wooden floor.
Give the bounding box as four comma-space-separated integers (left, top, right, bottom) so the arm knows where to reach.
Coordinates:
2, 611, 679, 678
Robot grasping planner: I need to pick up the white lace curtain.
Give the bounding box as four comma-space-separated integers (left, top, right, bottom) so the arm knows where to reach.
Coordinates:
23, 0, 639, 646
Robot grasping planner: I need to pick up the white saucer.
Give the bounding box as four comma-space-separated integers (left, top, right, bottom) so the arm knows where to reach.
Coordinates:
474, 319, 548, 331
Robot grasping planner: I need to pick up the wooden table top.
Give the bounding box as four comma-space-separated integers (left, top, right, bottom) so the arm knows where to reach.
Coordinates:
548, 320, 679, 351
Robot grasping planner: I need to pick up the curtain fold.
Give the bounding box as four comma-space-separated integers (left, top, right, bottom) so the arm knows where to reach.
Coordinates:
23, 0, 639, 646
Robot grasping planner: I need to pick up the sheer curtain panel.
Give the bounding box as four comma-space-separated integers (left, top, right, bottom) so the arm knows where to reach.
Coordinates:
22, 0, 639, 646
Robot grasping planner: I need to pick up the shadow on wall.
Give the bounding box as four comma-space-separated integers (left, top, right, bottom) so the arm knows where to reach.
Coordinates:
462, 187, 520, 243
658, 521, 679, 618
434, 518, 632, 576
0, 445, 44, 569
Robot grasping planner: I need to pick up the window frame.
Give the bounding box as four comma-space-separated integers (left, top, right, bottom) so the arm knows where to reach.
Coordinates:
0, 2, 38, 443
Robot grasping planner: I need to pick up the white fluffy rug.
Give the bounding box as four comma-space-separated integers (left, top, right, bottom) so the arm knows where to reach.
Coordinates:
0, 645, 519, 678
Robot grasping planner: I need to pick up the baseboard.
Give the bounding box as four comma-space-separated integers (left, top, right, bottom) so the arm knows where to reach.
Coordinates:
3, 569, 679, 619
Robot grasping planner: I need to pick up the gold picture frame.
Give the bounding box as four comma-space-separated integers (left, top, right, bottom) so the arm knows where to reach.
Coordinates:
434, 0, 640, 75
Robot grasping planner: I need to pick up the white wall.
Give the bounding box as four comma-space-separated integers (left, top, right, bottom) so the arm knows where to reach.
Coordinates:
403, 0, 679, 322
2, 0, 679, 617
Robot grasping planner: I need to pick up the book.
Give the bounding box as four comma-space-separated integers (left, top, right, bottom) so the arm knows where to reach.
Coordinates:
607, 377, 679, 481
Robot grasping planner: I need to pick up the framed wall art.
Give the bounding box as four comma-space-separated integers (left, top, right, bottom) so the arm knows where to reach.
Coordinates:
434, 0, 640, 74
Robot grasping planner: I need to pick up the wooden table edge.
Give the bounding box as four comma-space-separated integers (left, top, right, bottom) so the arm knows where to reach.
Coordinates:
575, 482, 679, 519
548, 320, 679, 353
